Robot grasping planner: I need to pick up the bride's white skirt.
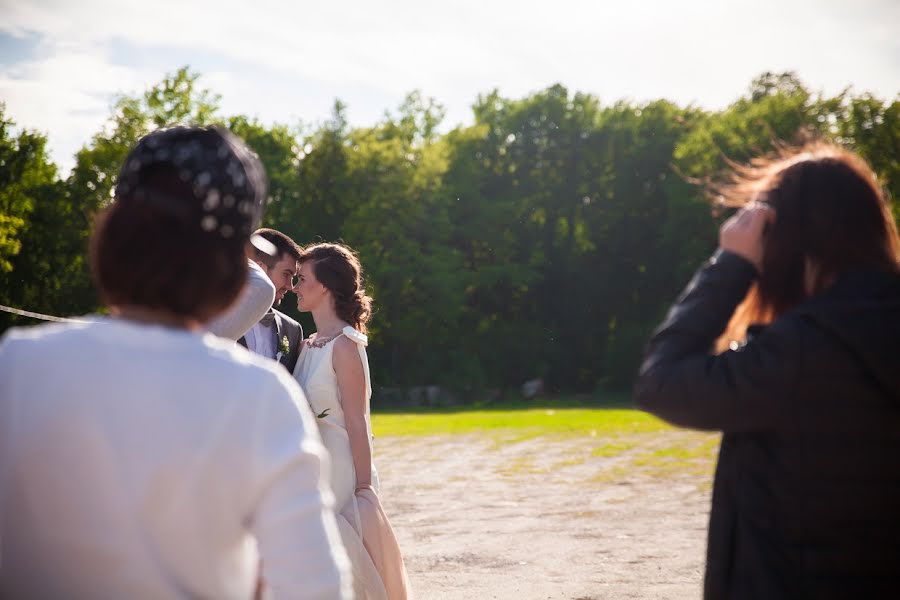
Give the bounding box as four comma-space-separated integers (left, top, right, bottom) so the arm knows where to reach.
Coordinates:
321, 423, 411, 600
335, 490, 410, 600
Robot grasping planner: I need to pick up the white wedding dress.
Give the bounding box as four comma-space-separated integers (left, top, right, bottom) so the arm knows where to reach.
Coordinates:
293, 326, 411, 600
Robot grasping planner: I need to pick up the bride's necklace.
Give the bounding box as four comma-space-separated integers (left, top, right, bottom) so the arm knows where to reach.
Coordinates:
305, 327, 345, 348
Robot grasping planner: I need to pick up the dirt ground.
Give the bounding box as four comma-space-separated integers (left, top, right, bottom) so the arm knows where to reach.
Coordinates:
375, 430, 720, 600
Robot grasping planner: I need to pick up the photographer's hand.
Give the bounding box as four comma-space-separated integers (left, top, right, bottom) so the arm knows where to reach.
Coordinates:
719, 204, 776, 273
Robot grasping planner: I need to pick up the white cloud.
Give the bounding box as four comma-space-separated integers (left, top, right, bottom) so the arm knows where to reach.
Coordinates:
0, 38, 164, 172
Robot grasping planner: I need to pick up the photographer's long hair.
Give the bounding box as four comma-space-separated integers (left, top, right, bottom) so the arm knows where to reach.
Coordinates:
713, 141, 900, 348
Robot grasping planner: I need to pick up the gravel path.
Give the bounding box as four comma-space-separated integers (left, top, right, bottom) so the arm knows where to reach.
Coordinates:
375, 430, 720, 600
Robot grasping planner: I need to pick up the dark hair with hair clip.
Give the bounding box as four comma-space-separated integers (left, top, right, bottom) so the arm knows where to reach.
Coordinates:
299, 243, 373, 334
91, 126, 267, 322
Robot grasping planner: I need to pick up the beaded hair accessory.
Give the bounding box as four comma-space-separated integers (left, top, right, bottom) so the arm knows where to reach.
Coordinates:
114, 126, 267, 242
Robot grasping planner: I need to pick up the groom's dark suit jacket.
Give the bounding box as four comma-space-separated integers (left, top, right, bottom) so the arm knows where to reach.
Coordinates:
238, 309, 303, 374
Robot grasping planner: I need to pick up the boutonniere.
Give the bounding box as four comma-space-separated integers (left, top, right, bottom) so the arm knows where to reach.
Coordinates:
276, 335, 290, 361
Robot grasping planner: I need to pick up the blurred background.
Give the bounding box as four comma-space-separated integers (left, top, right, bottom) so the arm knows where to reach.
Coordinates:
1, 0, 897, 401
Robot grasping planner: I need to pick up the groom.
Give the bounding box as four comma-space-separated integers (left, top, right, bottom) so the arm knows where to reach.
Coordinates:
238, 228, 304, 373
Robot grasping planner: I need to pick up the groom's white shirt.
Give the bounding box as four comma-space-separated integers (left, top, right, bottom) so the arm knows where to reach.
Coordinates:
0, 318, 351, 599
246, 320, 277, 359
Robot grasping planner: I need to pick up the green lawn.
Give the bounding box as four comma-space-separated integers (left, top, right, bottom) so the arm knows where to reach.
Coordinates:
371, 399, 674, 440
370, 398, 720, 484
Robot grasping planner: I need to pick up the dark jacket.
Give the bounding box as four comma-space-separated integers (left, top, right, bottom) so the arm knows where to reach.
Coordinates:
634, 250, 900, 599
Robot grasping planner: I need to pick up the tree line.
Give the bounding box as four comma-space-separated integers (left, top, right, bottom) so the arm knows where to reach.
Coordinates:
1, 68, 897, 398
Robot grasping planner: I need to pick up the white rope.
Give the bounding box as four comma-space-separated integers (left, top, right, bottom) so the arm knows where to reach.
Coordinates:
0, 304, 90, 324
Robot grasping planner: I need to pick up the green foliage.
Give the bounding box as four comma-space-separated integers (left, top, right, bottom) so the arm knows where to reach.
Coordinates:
0, 110, 58, 273
838, 94, 900, 208
0, 214, 24, 273
227, 115, 302, 227
0, 108, 75, 328
2, 69, 897, 399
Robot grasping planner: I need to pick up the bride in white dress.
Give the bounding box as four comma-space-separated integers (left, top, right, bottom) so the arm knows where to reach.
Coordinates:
292, 242, 411, 600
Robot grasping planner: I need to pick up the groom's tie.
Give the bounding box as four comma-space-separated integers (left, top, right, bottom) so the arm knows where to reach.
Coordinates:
259, 310, 276, 328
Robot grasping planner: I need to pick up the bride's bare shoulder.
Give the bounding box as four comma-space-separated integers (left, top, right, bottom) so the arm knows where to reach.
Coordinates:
332, 335, 366, 375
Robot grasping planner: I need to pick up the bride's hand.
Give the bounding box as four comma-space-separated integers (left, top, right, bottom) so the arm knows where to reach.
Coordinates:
355, 482, 375, 494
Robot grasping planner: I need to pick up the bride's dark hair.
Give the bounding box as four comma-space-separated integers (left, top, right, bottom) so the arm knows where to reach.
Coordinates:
300, 242, 373, 334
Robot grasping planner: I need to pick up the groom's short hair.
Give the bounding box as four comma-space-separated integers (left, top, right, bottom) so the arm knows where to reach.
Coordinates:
252, 228, 302, 269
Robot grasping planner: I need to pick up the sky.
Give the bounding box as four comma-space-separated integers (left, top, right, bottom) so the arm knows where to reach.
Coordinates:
1, 0, 897, 174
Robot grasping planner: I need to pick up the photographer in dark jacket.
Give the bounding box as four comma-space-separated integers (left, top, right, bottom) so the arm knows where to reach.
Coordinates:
635, 142, 900, 599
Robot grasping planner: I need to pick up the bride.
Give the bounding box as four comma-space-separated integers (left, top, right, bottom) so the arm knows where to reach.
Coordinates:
292, 242, 411, 600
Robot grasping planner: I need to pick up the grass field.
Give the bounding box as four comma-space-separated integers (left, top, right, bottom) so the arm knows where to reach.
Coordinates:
370, 397, 720, 480
371, 396, 674, 440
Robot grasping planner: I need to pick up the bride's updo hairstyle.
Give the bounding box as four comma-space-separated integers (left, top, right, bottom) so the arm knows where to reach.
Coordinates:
299, 243, 373, 334
90, 126, 267, 322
